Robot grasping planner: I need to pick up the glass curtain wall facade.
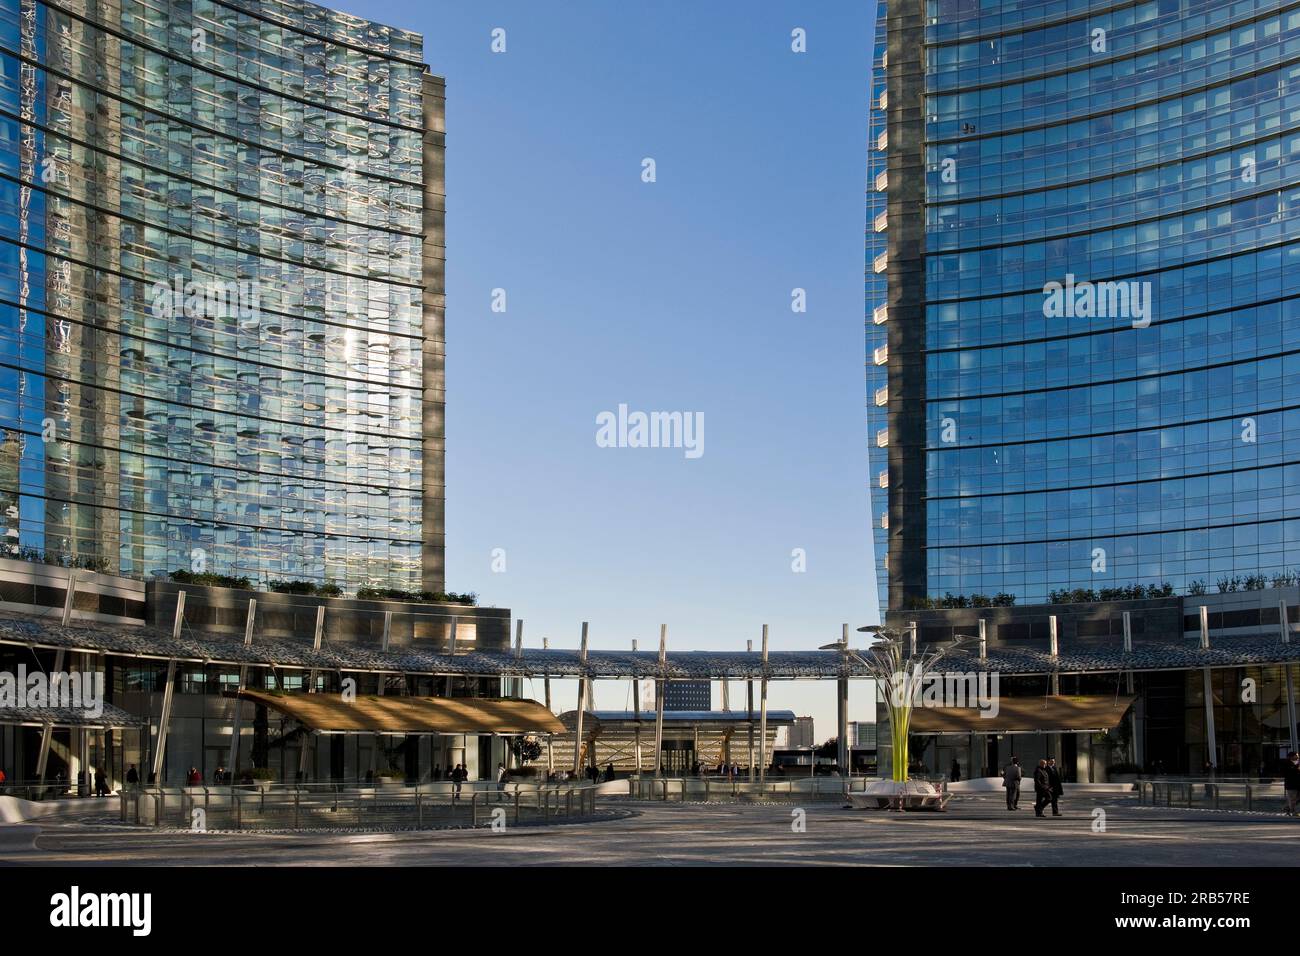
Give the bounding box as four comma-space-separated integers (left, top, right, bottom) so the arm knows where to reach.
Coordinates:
874, 0, 1300, 611
0, 0, 443, 593
867, 3, 890, 611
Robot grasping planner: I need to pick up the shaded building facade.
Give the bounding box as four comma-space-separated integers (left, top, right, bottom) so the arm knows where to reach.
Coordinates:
869, 0, 1300, 776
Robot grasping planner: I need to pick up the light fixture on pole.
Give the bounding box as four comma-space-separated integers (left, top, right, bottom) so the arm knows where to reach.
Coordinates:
840, 623, 977, 811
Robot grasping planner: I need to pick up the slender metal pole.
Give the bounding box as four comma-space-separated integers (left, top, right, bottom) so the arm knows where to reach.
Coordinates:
305, 603, 324, 700
746, 639, 754, 781
445, 618, 457, 697
720, 668, 730, 766
653, 625, 666, 778
151, 659, 177, 783
1199, 606, 1216, 773
35, 648, 66, 787
228, 595, 253, 776
573, 623, 588, 775
372, 659, 385, 777
631, 639, 642, 773
759, 624, 769, 784
297, 730, 312, 781
543, 637, 554, 774
837, 623, 849, 780
1281, 601, 1298, 754
543, 637, 552, 710
512, 619, 524, 699
1203, 667, 1217, 773
61, 569, 78, 625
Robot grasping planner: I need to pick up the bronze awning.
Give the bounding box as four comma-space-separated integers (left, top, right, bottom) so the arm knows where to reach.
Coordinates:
907, 695, 1136, 735
236, 690, 564, 735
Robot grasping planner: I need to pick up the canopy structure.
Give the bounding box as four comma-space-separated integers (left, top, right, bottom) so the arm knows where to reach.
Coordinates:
235, 690, 565, 735
12, 612, 1300, 679
553, 709, 797, 772
0, 702, 141, 729
907, 695, 1136, 735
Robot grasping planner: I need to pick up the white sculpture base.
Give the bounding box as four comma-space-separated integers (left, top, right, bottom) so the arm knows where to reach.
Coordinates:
849, 779, 950, 812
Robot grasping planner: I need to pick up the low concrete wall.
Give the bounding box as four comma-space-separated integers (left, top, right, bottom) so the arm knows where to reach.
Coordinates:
947, 777, 1135, 795
0, 795, 117, 823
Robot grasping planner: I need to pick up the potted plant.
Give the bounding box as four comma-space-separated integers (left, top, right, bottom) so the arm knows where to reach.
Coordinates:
245, 767, 276, 791
376, 767, 405, 787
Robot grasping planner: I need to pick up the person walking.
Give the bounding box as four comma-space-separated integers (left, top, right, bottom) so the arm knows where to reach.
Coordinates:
1046, 756, 1064, 816
94, 767, 109, 797
126, 764, 139, 791
949, 758, 961, 783
452, 763, 464, 800
496, 762, 507, 792
1002, 756, 1022, 811
1285, 751, 1300, 815
1033, 759, 1052, 817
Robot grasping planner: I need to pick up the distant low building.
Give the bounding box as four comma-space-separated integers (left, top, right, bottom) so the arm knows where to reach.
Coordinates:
787, 716, 815, 750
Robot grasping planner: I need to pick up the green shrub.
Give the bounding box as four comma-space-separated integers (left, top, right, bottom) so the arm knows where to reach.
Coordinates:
355, 586, 478, 606
170, 570, 253, 590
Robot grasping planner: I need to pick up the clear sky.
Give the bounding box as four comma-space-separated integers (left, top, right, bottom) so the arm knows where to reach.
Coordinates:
335, 0, 880, 737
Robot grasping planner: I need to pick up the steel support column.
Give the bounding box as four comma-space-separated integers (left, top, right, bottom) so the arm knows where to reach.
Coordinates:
631, 639, 642, 773
227, 595, 254, 775
1203, 667, 1218, 772
759, 624, 769, 784
837, 623, 849, 779
746, 639, 754, 781
653, 625, 666, 778
150, 659, 177, 784
35, 648, 66, 787
1281, 600, 1298, 754
572, 622, 589, 775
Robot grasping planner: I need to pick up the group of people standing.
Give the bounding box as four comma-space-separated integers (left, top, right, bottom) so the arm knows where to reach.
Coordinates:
1001, 756, 1065, 816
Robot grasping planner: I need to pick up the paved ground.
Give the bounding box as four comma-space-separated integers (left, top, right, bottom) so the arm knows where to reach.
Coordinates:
5, 794, 1298, 866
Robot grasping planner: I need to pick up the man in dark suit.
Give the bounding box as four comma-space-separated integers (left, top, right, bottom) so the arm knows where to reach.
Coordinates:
1033, 759, 1052, 817
1002, 757, 1022, 810
1046, 756, 1064, 816
1284, 751, 1300, 815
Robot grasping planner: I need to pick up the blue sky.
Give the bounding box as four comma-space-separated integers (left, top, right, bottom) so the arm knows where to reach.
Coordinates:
338, 0, 880, 735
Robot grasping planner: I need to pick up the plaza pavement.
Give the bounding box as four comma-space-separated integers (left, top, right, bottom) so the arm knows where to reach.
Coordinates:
3, 793, 1297, 866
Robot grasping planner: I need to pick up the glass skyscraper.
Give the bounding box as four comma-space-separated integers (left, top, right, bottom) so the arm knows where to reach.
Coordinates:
0, 0, 444, 593
872, 0, 1300, 612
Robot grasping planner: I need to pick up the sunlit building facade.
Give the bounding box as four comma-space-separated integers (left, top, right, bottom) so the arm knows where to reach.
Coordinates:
0, 0, 445, 593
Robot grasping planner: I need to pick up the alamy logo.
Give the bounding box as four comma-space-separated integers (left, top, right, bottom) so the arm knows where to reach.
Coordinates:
595, 404, 704, 459
0, 666, 104, 718
50, 886, 151, 936
884, 663, 1000, 718
150, 275, 260, 320
1042, 274, 1152, 328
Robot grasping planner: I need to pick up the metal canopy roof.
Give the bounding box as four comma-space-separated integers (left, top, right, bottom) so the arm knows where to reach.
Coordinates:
237, 690, 565, 735
908, 695, 1137, 735
0, 701, 142, 729
4, 612, 1300, 678
573, 709, 798, 724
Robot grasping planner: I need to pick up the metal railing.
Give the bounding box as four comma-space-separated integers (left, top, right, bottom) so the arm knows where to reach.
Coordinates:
1136, 779, 1286, 812
628, 775, 873, 802
117, 781, 598, 831
0, 779, 112, 801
